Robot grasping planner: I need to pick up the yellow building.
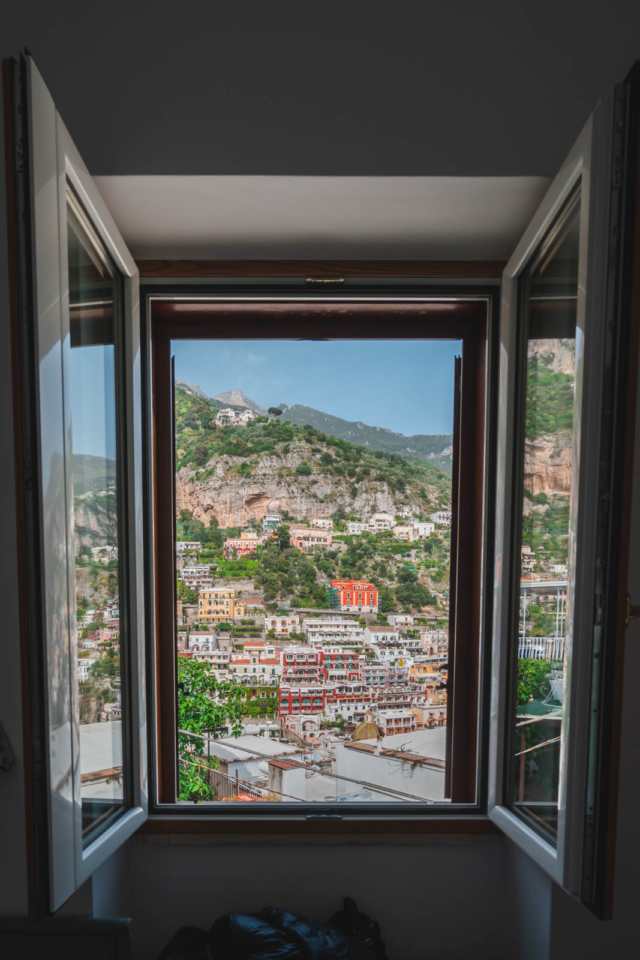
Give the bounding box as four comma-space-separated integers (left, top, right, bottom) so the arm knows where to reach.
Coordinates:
410, 661, 440, 678
198, 587, 246, 622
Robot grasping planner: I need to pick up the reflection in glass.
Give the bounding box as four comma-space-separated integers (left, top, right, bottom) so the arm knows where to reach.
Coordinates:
510, 187, 581, 842
67, 189, 124, 843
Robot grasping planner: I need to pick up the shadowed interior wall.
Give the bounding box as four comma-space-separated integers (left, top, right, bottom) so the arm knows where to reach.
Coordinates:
2, 9, 640, 958
2, 1, 640, 177
118, 835, 510, 960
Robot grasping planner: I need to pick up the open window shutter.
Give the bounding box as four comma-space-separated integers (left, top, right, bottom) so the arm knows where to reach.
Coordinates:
4, 54, 147, 913
489, 63, 640, 912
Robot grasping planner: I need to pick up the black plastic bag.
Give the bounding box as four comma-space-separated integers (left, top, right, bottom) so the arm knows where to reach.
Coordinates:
329, 898, 389, 960
157, 925, 216, 960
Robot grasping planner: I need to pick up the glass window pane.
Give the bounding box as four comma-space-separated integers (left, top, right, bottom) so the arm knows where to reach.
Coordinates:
172, 339, 459, 804
67, 190, 125, 844
509, 187, 581, 842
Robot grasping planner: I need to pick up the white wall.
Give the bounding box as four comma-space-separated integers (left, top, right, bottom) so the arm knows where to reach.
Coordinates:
121, 834, 509, 960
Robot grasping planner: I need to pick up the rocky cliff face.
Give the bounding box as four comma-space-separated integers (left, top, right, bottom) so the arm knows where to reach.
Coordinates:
213, 389, 267, 415
74, 492, 118, 548
523, 338, 575, 499
527, 338, 575, 376
176, 451, 399, 526
523, 432, 572, 498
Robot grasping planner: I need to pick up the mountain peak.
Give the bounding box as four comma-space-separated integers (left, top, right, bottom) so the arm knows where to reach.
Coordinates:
213, 389, 267, 416
175, 379, 210, 400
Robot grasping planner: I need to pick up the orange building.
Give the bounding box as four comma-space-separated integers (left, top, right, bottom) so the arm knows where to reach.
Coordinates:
224, 533, 260, 558
329, 579, 379, 613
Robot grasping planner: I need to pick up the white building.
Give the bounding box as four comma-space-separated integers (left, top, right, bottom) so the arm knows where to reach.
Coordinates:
311, 517, 333, 530
181, 564, 213, 577
187, 632, 217, 650
390, 613, 414, 627
229, 645, 281, 685
262, 514, 281, 530
189, 647, 231, 678
364, 625, 400, 645
204, 735, 306, 795
267, 614, 300, 636
413, 522, 435, 538
374, 708, 418, 736
368, 512, 394, 532
393, 525, 416, 542
347, 520, 367, 535
289, 525, 332, 553
333, 727, 445, 802
91, 544, 118, 563
430, 511, 452, 527
303, 617, 365, 644
176, 541, 202, 553
77, 658, 92, 682
181, 573, 214, 590
215, 407, 256, 426
78, 609, 97, 629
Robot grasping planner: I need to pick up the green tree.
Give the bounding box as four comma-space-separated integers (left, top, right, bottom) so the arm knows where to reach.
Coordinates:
177, 579, 198, 604
275, 524, 291, 550
295, 462, 312, 476
517, 659, 554, 706
193, 443, 210, 467
378, 586, 396, 612
177, 656, 244, 802
396, 581, 435, 610
268, 407, 283, 417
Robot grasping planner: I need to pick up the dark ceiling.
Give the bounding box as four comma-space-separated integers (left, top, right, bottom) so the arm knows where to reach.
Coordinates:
4, 0, 640, 177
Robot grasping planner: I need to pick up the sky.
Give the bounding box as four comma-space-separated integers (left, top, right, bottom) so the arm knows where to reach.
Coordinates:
71, 344, 117, 460
172, 339, 462, 437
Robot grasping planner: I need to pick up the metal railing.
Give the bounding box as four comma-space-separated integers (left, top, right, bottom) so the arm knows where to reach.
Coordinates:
209, 768, 264, 801
517, 637, 565, 661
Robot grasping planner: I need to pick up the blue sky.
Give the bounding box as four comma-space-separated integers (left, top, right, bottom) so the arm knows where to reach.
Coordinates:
71, 344, 117, 459
173, 339, 461, 437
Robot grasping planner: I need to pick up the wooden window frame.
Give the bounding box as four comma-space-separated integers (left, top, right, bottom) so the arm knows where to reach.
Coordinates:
144, 283, 498, 830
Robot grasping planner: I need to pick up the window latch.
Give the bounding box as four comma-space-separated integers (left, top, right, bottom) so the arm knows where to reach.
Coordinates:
305, 277, 345, 285
625, 594, 640, 628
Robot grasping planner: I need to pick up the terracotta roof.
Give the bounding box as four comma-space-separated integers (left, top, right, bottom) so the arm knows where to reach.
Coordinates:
268, 759, 302, 771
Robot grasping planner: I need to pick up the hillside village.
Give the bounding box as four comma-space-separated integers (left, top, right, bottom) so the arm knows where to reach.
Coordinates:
74, 354, 574, 804
168, 385, 454, 801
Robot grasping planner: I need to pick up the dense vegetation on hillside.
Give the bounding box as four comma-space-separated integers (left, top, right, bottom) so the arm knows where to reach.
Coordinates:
174, 387, 453, 616
280, 403, 453, 468
525, 354, 574, 440
174, 387, 451, 508
521, 492, 570, 559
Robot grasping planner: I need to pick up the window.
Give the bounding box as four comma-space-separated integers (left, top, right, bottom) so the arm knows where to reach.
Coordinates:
8, 56, 147, 912
152, 301, 489, 809
8, 52, 639, 918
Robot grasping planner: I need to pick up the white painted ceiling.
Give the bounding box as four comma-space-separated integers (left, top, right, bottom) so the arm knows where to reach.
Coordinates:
95, 175, 551, 261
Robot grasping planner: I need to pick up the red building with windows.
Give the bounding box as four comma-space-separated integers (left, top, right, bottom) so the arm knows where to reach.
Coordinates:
279, 646, 322, 683
328, 579, 379, 612
320, 648, 360, 681
278, 684, 326, 716
278, 681, 374, 718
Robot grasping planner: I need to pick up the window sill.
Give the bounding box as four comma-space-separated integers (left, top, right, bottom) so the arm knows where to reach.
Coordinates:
138, 816, 500, 836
